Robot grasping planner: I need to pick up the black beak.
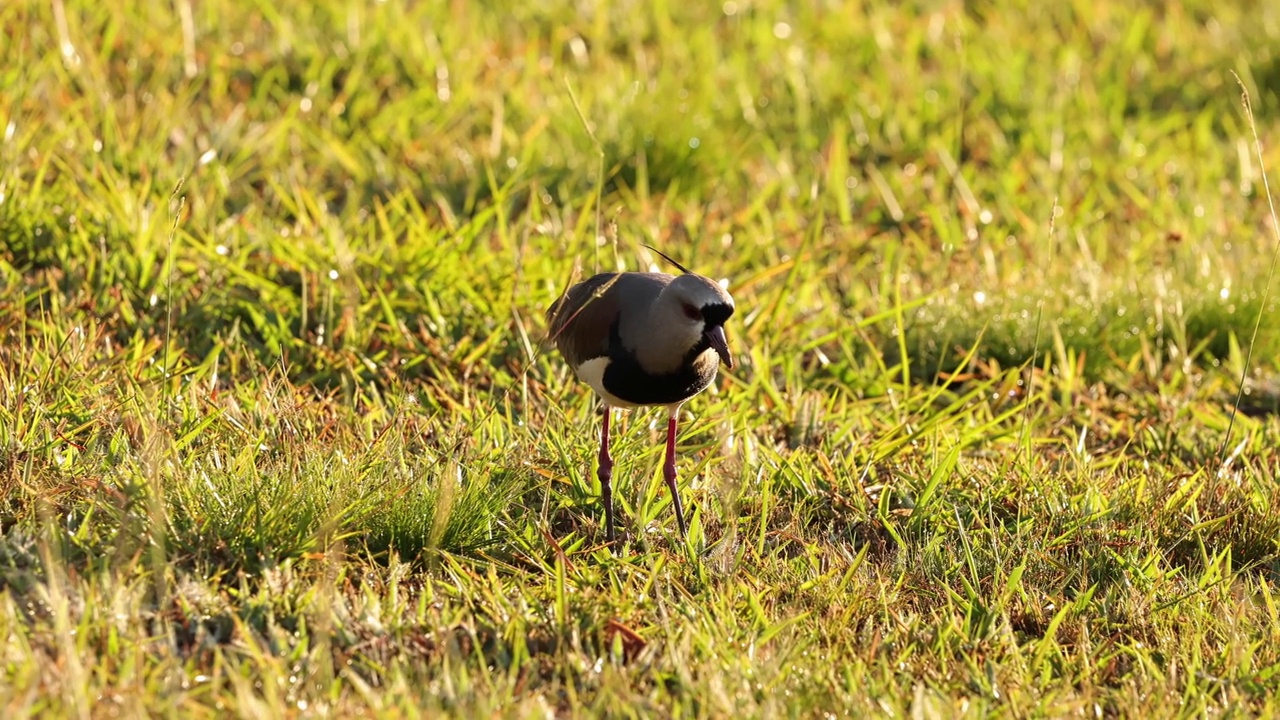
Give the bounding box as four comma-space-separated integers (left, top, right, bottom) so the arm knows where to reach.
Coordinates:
707, 325, 733, 369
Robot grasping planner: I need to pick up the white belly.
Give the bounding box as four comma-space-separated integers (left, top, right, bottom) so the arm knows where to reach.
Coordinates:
573, 357, 639, 408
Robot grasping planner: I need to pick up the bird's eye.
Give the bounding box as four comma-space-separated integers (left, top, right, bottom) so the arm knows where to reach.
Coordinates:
681, 303, 701, 320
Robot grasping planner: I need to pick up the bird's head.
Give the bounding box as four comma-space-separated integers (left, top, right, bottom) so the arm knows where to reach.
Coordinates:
659, 273, 736, 369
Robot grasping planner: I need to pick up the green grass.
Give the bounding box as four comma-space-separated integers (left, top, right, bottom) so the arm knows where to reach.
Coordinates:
3, 0, 1280, 716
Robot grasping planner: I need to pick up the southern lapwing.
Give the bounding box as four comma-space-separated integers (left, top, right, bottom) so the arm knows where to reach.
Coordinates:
546, 251, 735, 542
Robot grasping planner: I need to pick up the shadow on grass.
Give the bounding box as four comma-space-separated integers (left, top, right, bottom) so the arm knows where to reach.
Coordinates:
884, 291, 1279, 398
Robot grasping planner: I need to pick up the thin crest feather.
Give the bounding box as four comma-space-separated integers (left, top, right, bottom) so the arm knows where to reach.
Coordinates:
641, 244, 693, 275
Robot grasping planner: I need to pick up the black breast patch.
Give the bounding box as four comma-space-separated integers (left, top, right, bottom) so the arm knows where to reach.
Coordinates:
602, 352, 718, 406
601, 320, 719, 406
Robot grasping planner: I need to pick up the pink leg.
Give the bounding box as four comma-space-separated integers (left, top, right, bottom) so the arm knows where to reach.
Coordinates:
663, 415, 688, 538
598, 407, 615, 542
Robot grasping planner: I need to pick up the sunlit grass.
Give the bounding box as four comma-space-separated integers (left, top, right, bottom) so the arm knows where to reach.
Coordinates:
2, 0, 1280, 716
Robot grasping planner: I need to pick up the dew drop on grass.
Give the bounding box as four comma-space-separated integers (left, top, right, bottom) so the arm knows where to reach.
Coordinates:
216, 244, 229, 255
328, 269, 339, 280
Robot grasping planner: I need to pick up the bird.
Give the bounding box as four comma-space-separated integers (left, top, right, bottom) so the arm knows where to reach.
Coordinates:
546, 249, 735, 543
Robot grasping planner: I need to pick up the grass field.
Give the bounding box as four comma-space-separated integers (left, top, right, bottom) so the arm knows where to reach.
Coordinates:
3, 0, 1280, 716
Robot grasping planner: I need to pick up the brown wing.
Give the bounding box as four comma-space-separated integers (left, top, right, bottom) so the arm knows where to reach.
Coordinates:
545, 273, 671, 367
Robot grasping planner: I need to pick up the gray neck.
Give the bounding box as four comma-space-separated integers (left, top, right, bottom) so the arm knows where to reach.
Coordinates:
622, 299, 704, 375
